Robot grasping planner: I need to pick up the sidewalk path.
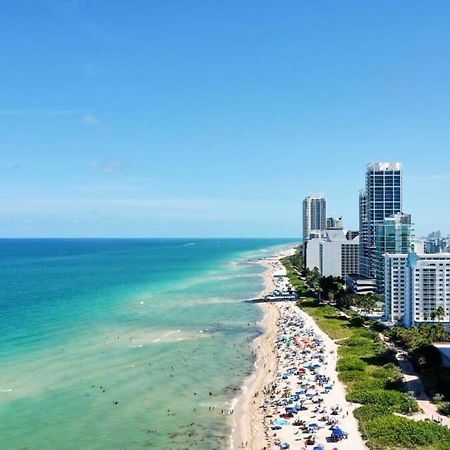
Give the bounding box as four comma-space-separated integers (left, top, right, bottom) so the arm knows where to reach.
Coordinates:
380, 333, 450, 428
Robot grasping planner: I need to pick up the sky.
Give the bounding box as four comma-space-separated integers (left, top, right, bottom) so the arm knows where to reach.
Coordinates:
1, 0, 450, 238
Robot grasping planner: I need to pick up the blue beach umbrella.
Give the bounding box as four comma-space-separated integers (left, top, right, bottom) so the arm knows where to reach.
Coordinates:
332, 427, 346, 437
275, 418, 289, 426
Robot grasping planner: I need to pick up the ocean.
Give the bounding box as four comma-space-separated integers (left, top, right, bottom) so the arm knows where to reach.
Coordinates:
0, 238, 297, 450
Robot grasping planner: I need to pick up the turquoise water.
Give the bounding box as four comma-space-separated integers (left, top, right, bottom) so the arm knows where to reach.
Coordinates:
0, 238, 297, 450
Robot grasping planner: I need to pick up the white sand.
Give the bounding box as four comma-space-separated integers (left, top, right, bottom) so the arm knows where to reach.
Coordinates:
230, 253, 368, 450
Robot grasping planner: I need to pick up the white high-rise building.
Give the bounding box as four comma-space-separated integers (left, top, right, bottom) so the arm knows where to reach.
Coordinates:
384, 254, 408, 322
384, 252, 450, 329
305, 229, 359, 278
404, 253, 450, 328
305, 238, 322, 272
359, 162, 403, 279
303, 194, 326, 242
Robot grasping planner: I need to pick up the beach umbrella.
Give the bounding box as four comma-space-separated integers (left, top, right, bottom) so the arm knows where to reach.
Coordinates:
332, 427, 346, 437
274, 419, 289, 426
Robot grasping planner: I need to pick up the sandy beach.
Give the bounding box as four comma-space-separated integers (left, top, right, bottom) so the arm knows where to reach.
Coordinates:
230, 249, 294, 450
230, 251, 367, 450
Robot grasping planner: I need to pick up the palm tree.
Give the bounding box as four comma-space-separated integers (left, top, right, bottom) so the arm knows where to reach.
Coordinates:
435, 305, 446, 322
361, 294, 377, 315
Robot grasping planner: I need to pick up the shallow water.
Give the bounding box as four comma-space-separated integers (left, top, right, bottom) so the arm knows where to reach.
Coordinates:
0, 238, 296, 449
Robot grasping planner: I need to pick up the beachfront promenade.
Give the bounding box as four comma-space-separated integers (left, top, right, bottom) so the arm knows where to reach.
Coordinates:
232, 254, 366, 450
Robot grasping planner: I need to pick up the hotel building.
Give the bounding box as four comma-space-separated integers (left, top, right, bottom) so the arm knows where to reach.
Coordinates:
306, 229, 359, 278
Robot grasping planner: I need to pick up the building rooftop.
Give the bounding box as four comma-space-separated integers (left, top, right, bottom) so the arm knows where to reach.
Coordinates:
366, 162, 402, 171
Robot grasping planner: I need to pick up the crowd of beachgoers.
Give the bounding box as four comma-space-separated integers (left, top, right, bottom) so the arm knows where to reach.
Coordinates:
232, 253, 367, 450
261, 301, 366, 449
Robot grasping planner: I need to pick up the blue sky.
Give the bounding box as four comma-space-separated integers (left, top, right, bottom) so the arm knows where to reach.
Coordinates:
1, 1, 450, 237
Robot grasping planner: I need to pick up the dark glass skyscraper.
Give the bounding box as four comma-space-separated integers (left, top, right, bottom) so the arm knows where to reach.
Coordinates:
375, 212, 412, 292
359, 162, 403, 279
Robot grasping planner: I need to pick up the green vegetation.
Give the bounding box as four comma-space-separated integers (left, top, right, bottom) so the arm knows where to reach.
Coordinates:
388, 325, 450, 351
388, 325, 450, 408
356, 411, 450, 450
281, 250, 450, 449
281, 248, 317, 296
318, 275, 344, 300
298, 298, 429, 449
348, 389, 417, 414
285, 247, 380, 312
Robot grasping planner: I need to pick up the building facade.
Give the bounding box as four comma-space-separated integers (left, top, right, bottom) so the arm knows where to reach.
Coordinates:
305, 229, 359, 278
303, 194, 327, 242
384, 252, 450, 329
359, 162, 403, 279
404, 253, 450, 329
375, 213, 412, 293
346, 274, 377, 295
384, 254, 408, 323
359, 189, 369, 277
424, 236, 450, 254
305, 238, 322, 272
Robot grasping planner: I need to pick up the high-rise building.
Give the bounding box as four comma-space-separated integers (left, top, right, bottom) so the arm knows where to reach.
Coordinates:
384, 252, 450, 329
375, 213, 412, 293
404, 253, 450, 329
305, 228, 359, 278
359, 162, 403, 278
384, 253, 408, 322
428, 231, 442, 240
359, 190, 369, 276
303, 194, 326, 242
424, 235, 450, 254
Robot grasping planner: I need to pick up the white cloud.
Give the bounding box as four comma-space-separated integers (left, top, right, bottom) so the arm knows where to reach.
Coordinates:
83, 113, 101, 125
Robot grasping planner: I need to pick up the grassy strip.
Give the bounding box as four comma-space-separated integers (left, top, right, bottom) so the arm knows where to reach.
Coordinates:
301, 298, 450, 449
281, 256, 305, 292
282, 257, 450, 449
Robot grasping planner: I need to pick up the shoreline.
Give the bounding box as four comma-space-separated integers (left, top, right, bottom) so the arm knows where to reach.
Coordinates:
229, 248, 295, 450
229, 248, 368, 450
